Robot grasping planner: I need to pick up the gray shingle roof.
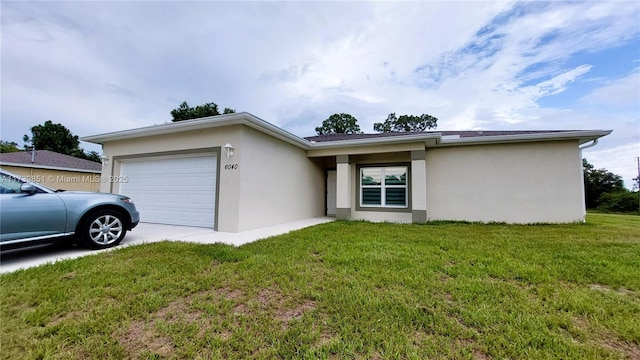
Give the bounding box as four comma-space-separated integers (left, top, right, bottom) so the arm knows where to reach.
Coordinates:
0, 150, 101, 172
304, 130, 577, 142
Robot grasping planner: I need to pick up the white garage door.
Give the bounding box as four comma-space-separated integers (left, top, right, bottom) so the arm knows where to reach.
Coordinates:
119, 155, 217, 228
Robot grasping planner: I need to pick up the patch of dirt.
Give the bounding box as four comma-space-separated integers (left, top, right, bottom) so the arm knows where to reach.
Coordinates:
411, 329, 436, 347
116, 294, 206, 358
60, 271, 77, 280
589, 284, 611, 292
218, 328, 233, 340
233, 303, 249, 315
115, 286, 320, 357
601, 339, 640, 359
572, 314, 640, 359
119, 320, 175, 358
256, 288, 284, 307
571, 316, 590, 331
254, 288, 318, 328
48, 311, 79, 328
276, 300, 317, 323
473, 349, 491, 359
215, 286, 244, 300
318, 329, 335, 345
156, 298, 189, 321
588, 284, 639, 299
456, 338, 475, 348
444, 292, 454, 303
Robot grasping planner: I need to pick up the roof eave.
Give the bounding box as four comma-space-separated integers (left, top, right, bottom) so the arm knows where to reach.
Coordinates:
436, 130, 612, 147
82, 113, 612, 151
0, 162, 101, 173
308, 133, 441, 149
81, 112, 312, 150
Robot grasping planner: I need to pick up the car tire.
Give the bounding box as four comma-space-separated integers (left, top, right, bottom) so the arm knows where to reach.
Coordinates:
79, 210, 127, 249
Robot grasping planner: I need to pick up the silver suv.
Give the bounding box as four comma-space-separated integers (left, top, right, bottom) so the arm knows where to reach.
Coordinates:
0, 169, 140, 250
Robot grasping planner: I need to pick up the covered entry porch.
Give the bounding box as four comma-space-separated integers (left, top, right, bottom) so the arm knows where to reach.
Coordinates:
312, 140, 431, 224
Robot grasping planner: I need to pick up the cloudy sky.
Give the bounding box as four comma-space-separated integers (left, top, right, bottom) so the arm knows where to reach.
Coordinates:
2, 1, 639, 188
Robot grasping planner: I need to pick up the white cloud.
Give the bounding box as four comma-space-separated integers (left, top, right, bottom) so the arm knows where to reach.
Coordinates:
580, 70, 640, 106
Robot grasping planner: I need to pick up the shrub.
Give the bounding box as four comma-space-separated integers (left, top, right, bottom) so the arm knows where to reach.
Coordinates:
597, 190, 639, 213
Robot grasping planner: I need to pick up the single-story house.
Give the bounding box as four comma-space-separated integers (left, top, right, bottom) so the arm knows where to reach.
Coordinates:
82, 112, 611, 232
0, 150, 102, 191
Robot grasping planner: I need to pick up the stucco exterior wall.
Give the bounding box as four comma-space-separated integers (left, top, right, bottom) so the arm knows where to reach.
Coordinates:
2, 165, 100, 192
425, 140, 585, 223
237, 127, 325, 231
99, 124, 324, 232
101, 126, 243, 232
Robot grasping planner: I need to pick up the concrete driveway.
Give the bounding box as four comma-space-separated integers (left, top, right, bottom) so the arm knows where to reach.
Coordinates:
0, 217, 334, 274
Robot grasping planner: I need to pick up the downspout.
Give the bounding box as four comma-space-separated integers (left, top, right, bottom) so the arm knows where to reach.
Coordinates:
578, 139, 598, 222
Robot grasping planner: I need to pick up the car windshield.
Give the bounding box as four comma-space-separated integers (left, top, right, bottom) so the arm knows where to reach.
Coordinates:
0, 174, 23, 193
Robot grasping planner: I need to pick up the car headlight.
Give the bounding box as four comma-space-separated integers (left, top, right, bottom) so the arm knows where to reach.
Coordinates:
120, 197, 134, 204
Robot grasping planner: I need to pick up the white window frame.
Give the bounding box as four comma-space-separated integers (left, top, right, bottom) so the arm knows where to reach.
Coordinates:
359, 166, 408, 208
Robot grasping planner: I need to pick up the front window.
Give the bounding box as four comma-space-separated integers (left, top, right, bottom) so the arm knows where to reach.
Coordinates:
360, 166, 408, 208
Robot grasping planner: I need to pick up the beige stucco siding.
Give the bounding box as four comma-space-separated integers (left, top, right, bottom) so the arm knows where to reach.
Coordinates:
425, 140, 585, 223
2, 166, 100, 191
237, 127, 324, 231
99, 124, 324, 232
101, 126, 242, 231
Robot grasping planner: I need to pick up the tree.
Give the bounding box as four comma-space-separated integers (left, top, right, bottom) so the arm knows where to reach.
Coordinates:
170, 101, 236, 122
0, 140, 20, 153
582, 159, 626, 209
373, 113, 438, 132
315, 113, 362, 135
373, 113, 438, 133
24, 120, 81, 155
83, 150, 102, 163
373, 113, 397, 133
23, 120, 100, 162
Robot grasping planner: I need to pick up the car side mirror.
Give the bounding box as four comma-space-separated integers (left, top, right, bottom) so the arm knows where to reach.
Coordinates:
20, 183, 38, 194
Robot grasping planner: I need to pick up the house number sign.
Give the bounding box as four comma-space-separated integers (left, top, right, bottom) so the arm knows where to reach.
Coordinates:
224, 164, 238, 170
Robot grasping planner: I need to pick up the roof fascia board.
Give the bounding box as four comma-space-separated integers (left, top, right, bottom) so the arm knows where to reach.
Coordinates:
307, 141, 426, 157
81, 112, 311, 149
436, 130, 612, 147
0, 162, 101, 173
308, 134, 441, 149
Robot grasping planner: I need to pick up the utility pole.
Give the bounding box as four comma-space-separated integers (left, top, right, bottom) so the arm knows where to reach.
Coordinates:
636, 156, 640, 214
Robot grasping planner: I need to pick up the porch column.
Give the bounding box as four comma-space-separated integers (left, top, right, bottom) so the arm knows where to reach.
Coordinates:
336, 155, 352, 220
411, 150, 427, 222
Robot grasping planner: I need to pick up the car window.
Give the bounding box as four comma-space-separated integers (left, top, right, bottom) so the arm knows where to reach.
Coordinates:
0, 173, 24, 194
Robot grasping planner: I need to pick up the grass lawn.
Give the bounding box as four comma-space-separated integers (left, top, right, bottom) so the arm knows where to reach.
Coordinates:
1, 213, 639, 359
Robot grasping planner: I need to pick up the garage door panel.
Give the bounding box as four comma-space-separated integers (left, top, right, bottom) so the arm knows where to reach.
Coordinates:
120, 155, 217, 228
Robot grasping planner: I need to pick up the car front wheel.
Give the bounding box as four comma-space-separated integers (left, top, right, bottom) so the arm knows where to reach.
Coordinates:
79, 210, 127, 249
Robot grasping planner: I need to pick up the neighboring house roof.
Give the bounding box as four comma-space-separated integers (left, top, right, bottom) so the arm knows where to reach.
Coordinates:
82, 112, 612, 150
0, 150, 101, 173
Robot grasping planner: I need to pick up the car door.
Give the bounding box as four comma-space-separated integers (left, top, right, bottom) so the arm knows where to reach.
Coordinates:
0, 174, 67, 243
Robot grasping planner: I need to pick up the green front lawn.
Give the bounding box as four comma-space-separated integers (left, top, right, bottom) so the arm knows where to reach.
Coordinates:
1, 213, 639, 359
